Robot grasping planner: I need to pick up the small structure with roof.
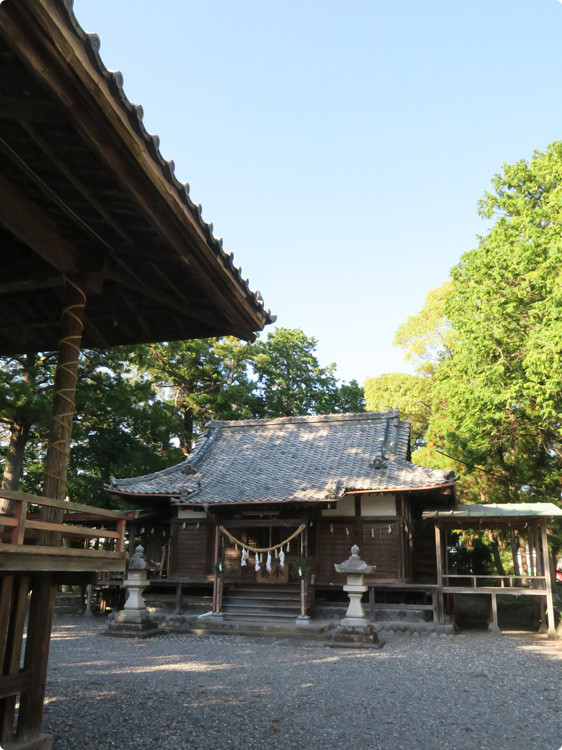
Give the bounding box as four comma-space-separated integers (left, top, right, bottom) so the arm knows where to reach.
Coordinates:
424, 503, 562, 638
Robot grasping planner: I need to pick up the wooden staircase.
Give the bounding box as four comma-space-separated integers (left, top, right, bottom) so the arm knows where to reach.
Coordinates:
222, 584, 301, 621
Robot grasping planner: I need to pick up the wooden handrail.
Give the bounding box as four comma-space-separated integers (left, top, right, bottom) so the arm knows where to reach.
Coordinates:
441, 574, 547, 590
0, 489, 133, 556
0, 544, 125, 558
0, 489, 137, 519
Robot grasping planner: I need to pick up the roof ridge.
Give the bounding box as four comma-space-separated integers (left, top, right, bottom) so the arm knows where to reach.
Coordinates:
207, 410, 402, 429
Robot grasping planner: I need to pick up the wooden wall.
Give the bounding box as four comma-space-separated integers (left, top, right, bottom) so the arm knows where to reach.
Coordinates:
316, 519, 403, 581
169, 520, 211, 579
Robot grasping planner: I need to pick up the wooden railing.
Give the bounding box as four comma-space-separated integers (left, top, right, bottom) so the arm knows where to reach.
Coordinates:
441, 574, 547, 591
0, 489, 135, 565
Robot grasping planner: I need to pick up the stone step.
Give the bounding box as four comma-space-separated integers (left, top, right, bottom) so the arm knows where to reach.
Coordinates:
226, 585, 300, 595
224, 590, 300, 602
223, 610, 299, 621
187, 618, 334, 640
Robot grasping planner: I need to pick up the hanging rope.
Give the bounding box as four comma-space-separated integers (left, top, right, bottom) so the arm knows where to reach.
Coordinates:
218, 524, 306, 554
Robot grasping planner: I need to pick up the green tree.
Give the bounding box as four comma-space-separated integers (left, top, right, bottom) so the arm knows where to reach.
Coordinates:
425, 143, 562, 506
253, 328, 340, 417
331, 379, 366, 414
132, 337, 259, 453
0, 353, 54, 495
393, 282, 453, 376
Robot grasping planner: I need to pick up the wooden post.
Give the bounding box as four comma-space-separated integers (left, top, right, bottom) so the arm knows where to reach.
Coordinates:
434, 523, 444, 625
115, 518, 126, 554
16, 574, 56, 743
300, 523, 308, 617
175, 583, 182, 615
488, 592, 500, 635
539, 520, 556, 639
11, 498, 27, 545
84, 584, 93, 619
212, 525, 220, 614
41, 277, 87, 541
0, 575, 30, 746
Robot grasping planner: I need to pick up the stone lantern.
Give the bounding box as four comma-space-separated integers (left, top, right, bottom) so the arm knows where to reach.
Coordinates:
107, 545, 160, 637
332, 545, 380, 646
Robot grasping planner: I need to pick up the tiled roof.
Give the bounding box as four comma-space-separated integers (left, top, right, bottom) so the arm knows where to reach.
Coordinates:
110, 411, 456, 506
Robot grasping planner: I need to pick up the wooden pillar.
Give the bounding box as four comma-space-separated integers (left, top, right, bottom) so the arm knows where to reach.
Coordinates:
175, 583, 182, 615
300, 523, 308, 617
434, 523, 444, 625
510, 528, 521, 578
16, 574, 56, 744
0, 575, 30, 746
539, 520, 556, 639
212, 525, 220, 614
488, 592, 500, 635
41, 278, 87, 538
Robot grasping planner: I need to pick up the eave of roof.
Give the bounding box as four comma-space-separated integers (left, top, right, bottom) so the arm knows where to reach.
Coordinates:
0, 0, 273, 352
423, 503, 562, 522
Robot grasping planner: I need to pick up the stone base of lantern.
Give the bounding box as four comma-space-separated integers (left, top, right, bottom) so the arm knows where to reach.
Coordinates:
330, 623, 383, 648
105, 612, 161, 638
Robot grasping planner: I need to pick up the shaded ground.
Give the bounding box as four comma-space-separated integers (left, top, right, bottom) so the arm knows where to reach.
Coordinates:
43, 618, 561, 750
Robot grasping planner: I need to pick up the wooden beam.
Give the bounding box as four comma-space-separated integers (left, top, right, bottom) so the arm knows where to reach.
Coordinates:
0, 671, 31, 700
0, 171, 80, 273
0, 551, 126, 574
24, 520, 120, 540
0, 96, 64, 123
0, 277, 63, 296
19, 120, 139, 250
105, 262, 222, 330
0, 545, 125, 559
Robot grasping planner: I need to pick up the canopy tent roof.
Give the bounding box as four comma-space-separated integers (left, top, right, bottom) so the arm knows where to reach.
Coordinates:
109, 411, 457, 506
0, 0, 272, 354
423, 503, 562, 525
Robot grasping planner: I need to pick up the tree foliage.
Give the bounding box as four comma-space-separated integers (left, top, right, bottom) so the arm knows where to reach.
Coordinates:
381, 143, 562, 517
0, 327, 364, 505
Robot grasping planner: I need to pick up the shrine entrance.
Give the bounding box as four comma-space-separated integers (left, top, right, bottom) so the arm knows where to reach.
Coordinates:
211, 519, 311, 621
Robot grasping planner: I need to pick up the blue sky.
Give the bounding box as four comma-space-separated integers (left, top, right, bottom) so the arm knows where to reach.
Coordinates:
73, 0, 562, 384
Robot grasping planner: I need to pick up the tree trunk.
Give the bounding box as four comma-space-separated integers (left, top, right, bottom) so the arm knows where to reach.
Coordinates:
179, 406, 194, 455
0, 420, 31, 512
510, 529, 521, 577
487, 530, 505, 575
517, 532, 529, 580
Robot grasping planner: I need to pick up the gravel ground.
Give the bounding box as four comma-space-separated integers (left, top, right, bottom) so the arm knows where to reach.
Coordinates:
42, 618, 561, 750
